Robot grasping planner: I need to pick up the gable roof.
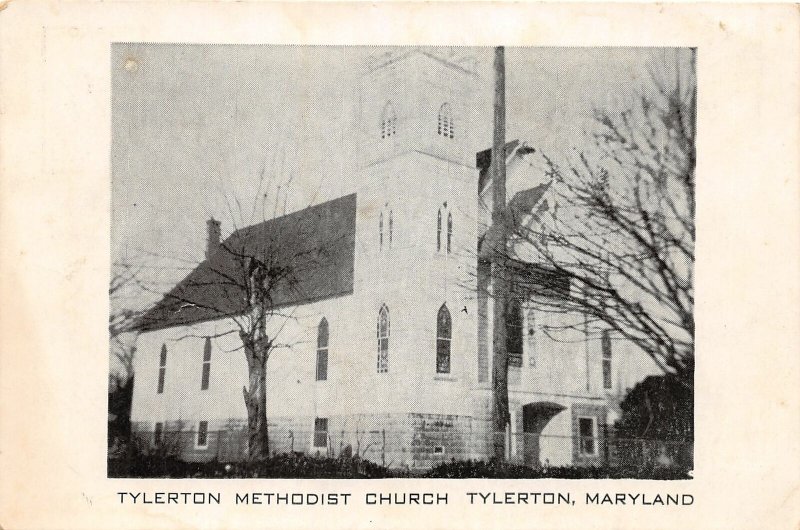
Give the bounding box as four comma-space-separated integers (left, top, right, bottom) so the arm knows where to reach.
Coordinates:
477, 139, 519, 193
508, 182, 551, 227
478, 183, 551, 259
134, 193, 357, 332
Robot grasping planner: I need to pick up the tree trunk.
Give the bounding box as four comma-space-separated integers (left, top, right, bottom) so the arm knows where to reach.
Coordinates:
241, 329, 270, 460
490, 45, 510, 461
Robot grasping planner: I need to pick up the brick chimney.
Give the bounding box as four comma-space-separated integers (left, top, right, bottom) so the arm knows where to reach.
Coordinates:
206, 218, 221, 259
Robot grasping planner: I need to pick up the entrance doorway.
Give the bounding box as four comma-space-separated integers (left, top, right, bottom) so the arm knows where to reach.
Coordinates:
522, 402, 566, 467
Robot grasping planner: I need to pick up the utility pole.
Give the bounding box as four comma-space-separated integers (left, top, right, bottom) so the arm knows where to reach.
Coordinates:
490, 46, 511, 461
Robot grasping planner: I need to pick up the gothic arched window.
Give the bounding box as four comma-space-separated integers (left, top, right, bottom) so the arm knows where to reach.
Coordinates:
506, 299, 523, 368
381, 102, 397, 139
436, 304, 452, 374
377, 305, 390, 373
437, 209, 442, 252
447, 212, 453, 254
438, 103, 454, 138
316, 318, 329, 381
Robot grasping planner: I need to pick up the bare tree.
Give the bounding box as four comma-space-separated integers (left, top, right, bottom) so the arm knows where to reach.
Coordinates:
109, 259, 147, 383
511, 49, 696, 386
135, 184, 352, 460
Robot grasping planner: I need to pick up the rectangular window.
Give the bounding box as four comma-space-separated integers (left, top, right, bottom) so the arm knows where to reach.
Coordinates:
157, 344, 167, 394
153, 422, 163, 446
578, 417, 597, 456
602, 331, 612, 389
196, 421, 208, 448
313, 418, 328, 448
316, 348, 328, 381
201, 338, 212, 391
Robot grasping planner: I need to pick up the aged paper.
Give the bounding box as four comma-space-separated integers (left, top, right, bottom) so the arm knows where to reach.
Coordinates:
1, 2, 799, 529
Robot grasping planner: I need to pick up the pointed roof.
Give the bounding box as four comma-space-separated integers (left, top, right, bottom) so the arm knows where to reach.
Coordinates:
478, 182, 551, 259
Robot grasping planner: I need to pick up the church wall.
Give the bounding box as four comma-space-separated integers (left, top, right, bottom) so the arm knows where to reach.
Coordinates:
352, 124, 482, 417
130, 293, 410, 450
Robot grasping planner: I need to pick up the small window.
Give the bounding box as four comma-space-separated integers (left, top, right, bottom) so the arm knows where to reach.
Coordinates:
436, 304, 452, 374
196, 420, 209, 448
578, 417, 597, 456
380, 102, 397, 139
437, 103, 454, 138
388, 210, 393, 248
316, 318, 329, 381
201, 337, 211, 390
602, 330, 612, 389
377, 305, 389, 373
313, 418, 328, 448
153, 422, 164, 446
379, 212, 384, 249
157, 344, 167, 394
506, 300, 523, 368
447, 212, 453, 254
437, 209, 442, 252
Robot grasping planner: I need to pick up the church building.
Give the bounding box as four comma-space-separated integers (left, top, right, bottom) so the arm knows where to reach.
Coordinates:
130, 49, 658, 469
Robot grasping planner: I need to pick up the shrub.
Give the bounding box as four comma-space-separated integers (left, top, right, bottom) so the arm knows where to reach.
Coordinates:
423, 459, 691, 480
108, 451, 405, 479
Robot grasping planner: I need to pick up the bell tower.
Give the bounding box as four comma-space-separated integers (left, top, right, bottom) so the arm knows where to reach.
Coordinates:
352, 48, 482, 397
353, 48, 482, 262
357, 49, 480, 170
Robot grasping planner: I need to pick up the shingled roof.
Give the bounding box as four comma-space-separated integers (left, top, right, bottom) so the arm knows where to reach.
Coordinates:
134, 193, 357, 332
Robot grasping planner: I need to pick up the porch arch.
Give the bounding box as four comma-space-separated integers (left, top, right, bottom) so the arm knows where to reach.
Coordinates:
521, 402, 566, 467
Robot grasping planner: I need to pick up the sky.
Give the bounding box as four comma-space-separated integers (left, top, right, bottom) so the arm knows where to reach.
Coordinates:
111, 45, 686, 309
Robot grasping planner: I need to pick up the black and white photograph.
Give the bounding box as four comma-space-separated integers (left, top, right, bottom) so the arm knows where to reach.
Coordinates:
108, 45, 695, 479
4, 1, 800, 528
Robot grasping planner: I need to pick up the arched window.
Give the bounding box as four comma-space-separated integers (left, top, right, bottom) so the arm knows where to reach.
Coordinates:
447, 212, 453, 254
438, 103, 454, 138
316, 318, 329, 381
437, 209, 442, 252
436, 304, 452, 374
388, 210, 393, 248
381, 102, 397, 139
379, 212, 384, 250
157, 344, 167, 394
377, 305, 389, 373
506, 300, 523, 368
